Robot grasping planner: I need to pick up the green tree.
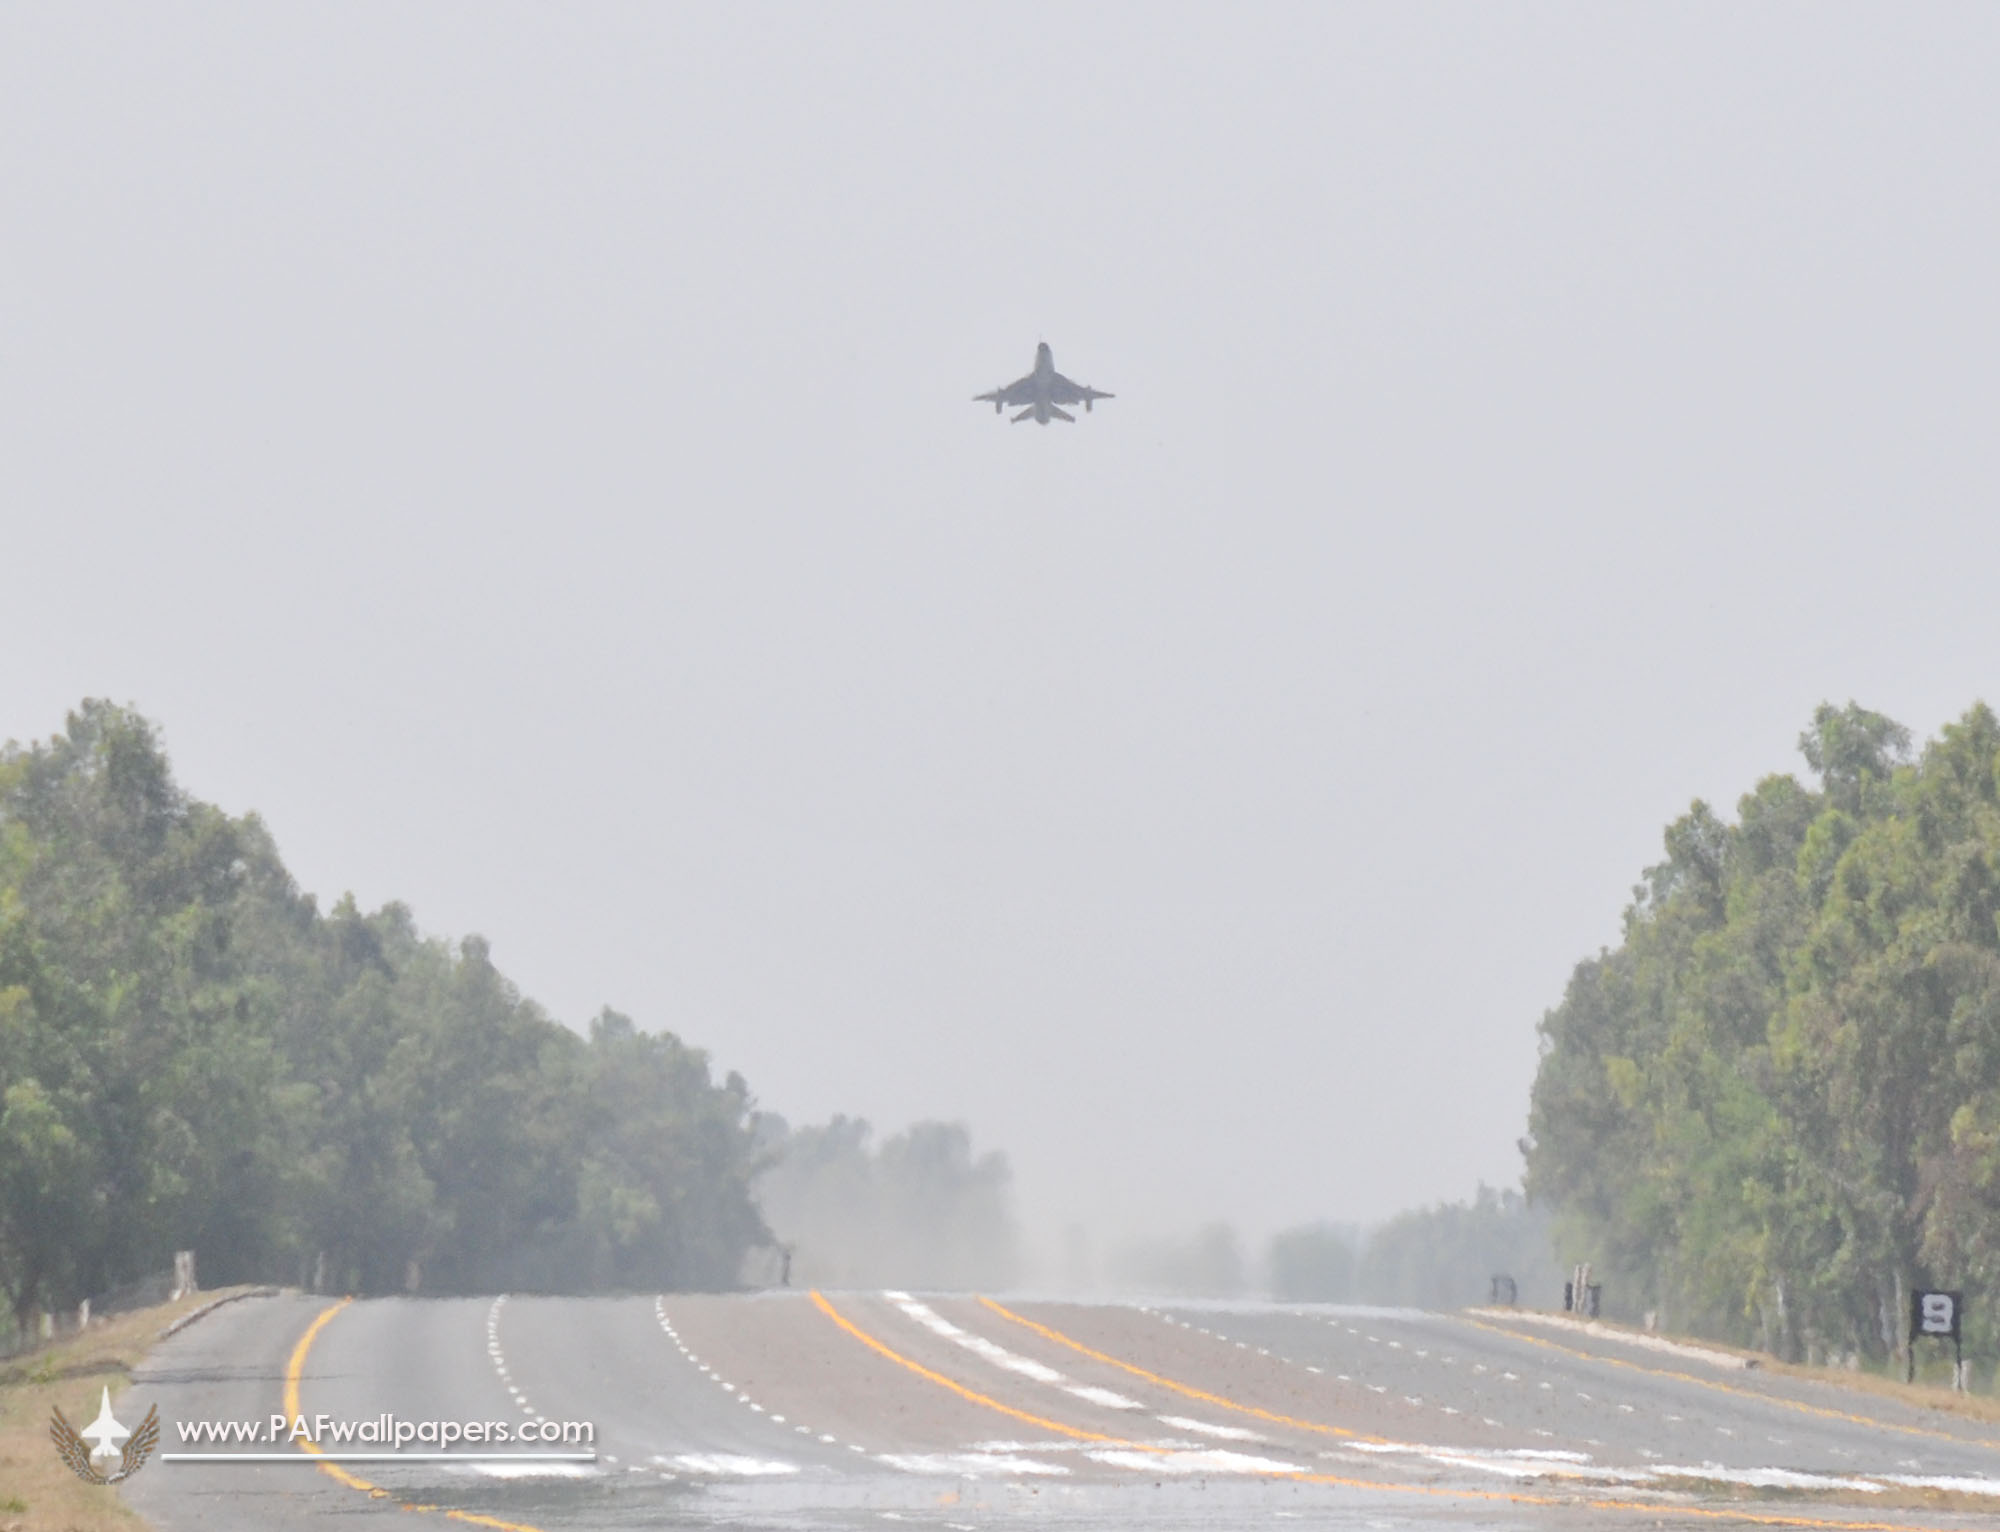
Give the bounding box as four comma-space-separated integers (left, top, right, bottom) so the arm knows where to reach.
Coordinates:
0, 701, 793, 1315
1526, 701, 2000, 1364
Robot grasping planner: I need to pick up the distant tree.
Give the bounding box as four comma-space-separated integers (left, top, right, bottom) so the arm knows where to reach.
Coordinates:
1353, 1187, 1559, 1311
1266, 1222, 1357, 1302
1106, 1222, 1245, 1298
754, 1116, 1019, 1289
876, 1121, 1018, 1288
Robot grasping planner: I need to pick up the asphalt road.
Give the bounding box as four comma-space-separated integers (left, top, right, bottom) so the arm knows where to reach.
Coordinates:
113, 1290, 2000, 1532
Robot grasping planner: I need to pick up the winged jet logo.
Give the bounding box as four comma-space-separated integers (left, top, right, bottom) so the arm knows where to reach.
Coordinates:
50, 1386, 159, 1484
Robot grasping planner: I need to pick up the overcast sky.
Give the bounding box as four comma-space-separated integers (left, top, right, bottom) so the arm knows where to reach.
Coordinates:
7, 5, 2000, 1257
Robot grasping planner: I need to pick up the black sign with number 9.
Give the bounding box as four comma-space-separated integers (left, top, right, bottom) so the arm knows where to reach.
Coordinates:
1913, 1289, 1961, 1340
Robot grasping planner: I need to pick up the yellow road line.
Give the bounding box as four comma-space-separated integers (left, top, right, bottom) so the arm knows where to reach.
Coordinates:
283, 1299, 375, 1493
979, 1295, 1365, 1440
809, 1290, 1127, 1442
975, 1297, 1970, 1532
1457, 1314, 2000, 1450
283, 1297, 550, 1532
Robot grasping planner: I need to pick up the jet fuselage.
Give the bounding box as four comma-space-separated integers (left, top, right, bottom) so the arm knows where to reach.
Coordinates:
974, 344, 1113, 426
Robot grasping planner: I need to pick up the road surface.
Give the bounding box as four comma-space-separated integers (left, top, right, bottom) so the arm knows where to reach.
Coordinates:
116, 1290, 2000, 1532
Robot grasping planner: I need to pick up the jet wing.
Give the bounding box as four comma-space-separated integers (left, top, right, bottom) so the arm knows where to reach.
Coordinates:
974, 374, 1037, 407
1048, 372, 1114, 407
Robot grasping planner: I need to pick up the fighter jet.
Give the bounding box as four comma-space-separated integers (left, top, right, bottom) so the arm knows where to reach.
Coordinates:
974, 343, 1114, 425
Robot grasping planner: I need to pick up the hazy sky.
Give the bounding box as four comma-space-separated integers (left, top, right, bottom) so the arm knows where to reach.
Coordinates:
7, 5, 2000, 1256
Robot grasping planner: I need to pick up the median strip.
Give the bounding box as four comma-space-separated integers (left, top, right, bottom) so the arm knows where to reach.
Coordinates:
978, 1296, 1366, 1440
809, 1290, 1125, 1443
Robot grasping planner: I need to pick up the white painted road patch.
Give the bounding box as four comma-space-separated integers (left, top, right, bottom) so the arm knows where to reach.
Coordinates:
452, 1461, 598, 1480
876, 1452, 1070, 1476
882, 1291, 1144, 1411
1087, 1448, 1301, 1475
671, 1454, 802, 1477
1154, 1414, 1263, 1441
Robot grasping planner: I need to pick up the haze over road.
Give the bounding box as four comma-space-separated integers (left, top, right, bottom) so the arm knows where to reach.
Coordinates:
20, 6, 2000, 1253
125, 1293, 1999, 1532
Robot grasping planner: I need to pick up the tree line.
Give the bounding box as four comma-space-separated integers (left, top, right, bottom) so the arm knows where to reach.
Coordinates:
1266, 1187, 1560, 1310
0, 702, 1017, 1330
753, 1115, 1018, 1289
1524, 701, 2000, 1365
1092, 1189, 1557, 1306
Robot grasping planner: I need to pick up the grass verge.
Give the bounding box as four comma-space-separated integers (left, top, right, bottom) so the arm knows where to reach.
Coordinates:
1759, 1353, 2000, 1427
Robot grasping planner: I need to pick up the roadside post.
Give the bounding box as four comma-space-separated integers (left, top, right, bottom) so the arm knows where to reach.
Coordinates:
1908, 1289, 1962, 1388
1565, 1262, 1592, 1314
